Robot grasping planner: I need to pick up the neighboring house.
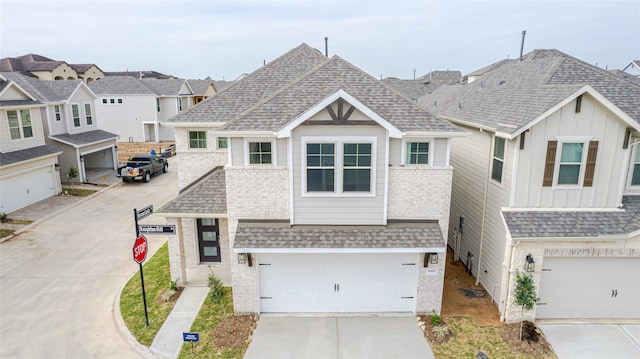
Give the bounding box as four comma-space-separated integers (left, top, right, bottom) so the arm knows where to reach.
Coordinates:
2, 72, 119, 184
622, 59, 640, 77
155, 43, 464, 315
104, 70, 174, 79
89, 77, 203, 142
0, 74, 62, 213
0, 54, 104, 82
188, 79, 217, 105
417, 70, 462, 84
419, 49, 640, 323
382, 70, 462, 102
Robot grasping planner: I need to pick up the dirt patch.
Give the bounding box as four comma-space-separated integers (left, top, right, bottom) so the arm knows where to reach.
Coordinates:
419, 315, 451, 345
212, 315, 257, 349
498, 321, 555, 357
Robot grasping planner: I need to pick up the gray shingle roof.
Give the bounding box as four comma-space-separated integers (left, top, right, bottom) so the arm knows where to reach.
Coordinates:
1, 72, 84, 102
220, 55, 459, 133
139, 78, 190, 96
88, 76, 155, 95
381, 78, 448, 101
233, 220, 444, 250
503, 196, 640, 238
104, 71, 173, 79
187, 79, 215, 96
0, 145, 60, 167
156, 167, 226, 215
419, 49, 640, 135
50, 129, 118, 146
0, 100, 43, 108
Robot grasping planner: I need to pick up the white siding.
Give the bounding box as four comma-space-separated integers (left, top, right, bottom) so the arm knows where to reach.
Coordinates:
0, 107, 47, 153
94, 95, 157, 142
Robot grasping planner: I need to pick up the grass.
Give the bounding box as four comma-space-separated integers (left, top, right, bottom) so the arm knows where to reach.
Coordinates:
62, 188, 97, 197
177, 287, 246, 359
0, 229, 15, 237
430, 317, 546, 359
120, 242, 178, 346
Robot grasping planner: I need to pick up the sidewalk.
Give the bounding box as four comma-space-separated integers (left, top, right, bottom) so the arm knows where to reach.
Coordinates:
150, 286, 210, 359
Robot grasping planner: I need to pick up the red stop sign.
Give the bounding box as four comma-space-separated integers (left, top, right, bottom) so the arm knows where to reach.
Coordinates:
133, 235, 148, 264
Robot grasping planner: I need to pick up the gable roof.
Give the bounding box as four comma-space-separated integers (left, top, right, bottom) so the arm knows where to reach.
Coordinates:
187, 79, 216, 95
88, 76, 155, 95
0, 72, 93, 102
104, 70, 174, 79
49, 129, 118, 147
155, 167, 227, 216
419, 49, 640, 137
139, 78, 192, 96
0, 145, 61, 167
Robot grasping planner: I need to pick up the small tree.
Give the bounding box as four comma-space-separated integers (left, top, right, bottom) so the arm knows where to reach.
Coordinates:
513, 270, 540, 340
208, 270, 231, 333
66, 166, 78, 189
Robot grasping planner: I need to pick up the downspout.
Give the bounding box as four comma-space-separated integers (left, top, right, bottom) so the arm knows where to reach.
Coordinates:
475, 130, 493, 285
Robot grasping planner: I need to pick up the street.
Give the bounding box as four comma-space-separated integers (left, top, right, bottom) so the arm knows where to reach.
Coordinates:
1, 166, 179, 358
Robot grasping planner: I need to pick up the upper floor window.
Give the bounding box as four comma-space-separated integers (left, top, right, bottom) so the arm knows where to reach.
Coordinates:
102, 99, 108, 104
217, 137, 228, 150
306, 143, 335, 192
557, 143, 583, 185
7, 110, 33, 140
343, 143, 371, 192
406, 142, 429, 165
189, 131, 206, 149
491, 137, 505, 183
178, 98, 183, 112
631, 146, 640, 186
249, 142, 272, 164
156, 98, 161, 112
54, 105, 61, 121
72, 104, 80, 127
84, 103, 93, 125
542, 139, 598, 187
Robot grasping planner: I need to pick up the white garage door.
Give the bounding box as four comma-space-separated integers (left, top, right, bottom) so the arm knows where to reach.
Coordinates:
537, 257, 640, 319
258, 253, 418, 313
1, 167, 55, 213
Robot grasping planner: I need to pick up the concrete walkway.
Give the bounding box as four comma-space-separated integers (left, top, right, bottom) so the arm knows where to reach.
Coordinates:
539, 324, 640, 359
244, 315, 435, 359
150, 286, 210, 359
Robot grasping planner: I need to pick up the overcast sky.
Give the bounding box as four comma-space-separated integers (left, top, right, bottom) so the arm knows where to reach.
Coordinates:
1, 1, 638, 80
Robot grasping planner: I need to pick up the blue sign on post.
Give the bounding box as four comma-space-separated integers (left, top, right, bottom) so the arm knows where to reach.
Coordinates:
183, 332, 200, 342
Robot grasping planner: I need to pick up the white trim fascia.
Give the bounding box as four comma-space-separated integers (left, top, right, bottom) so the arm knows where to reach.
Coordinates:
495, 131, 513, 139
214, 130, 275, 137
0, 151, 62, 172
621, 143, 636, 203
511, 85, 640, 139
162, 121, 227, 128
402, 131, 467, 138
501, 206, 625, 212
288, 136, 295, 225
233, 247, 446, 254
440, 115, 496, 132
80, 143, 116, 156
153, 212, 228, 219
514, 235, 628, 242
277, 89, 402, 139
0, 103, 46, 110
0, 81, 38, 101
383, 132, 389, 225
509, 135, 520, 207
445, 138, 451, 166
69, 82, 98, 101
49, 135, 118, 148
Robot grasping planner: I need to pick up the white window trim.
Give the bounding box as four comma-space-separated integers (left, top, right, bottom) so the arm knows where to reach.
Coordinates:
490, 136, 506, 185
54, 105, 61, 121
178, 98, 183, 112
400, 138, 433, 166
6, 109, 33, 141
216, 136, 229, 152
244, 138, 277, 166
301, 136, 377, 198
84, 102, 93, 125
627, 143, 640, 187
71, 103, 81, 127
552, 136, 593, 188
188, 130, 208, 149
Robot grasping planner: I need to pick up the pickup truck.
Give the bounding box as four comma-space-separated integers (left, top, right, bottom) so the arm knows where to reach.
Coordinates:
118, 154, 168, 182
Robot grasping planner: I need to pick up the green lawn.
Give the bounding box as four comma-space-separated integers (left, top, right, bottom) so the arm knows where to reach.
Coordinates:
120, 242, 178, 346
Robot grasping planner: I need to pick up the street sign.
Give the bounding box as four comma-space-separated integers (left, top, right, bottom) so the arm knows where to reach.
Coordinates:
133, 235, 148, 264
183, 332, 200, 342
136, 205, 153, 220
138, 225, 176, 235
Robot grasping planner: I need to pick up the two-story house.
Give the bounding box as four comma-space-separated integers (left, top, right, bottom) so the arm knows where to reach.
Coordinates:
0, 54, 105, 82
419, 49, 640, 323
2, 72, 118, 183
156, 44, 464, 315
0, 75, 62, 213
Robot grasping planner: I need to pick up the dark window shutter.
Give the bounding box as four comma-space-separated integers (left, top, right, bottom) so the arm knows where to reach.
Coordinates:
583, 141, 599, 187
543, 141, 557, 187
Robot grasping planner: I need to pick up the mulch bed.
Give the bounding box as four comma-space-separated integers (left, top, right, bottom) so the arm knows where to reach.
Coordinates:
498, 321, 555, 357
212, 315, 257, 349
419, 315, 452, 345
156, 287, 184, 304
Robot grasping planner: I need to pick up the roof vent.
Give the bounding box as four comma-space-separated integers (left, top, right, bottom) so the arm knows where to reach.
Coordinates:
458, 102, 462, 110
499, 80, 506, 85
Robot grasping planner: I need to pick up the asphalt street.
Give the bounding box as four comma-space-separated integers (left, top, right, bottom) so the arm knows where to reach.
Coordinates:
0, 165, 179, 358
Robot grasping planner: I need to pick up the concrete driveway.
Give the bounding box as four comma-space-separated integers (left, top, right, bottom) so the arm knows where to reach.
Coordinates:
244, 315, 435, 359
0, 160, 178, 358
539, 324, 640, 359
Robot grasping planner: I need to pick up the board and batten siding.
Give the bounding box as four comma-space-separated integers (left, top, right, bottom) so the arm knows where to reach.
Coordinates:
513, 94, 627, 208
292, 124, 386, 225
67, 88, 97, 135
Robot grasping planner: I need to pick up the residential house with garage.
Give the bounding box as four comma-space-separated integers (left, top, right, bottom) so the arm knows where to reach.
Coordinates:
2, 72, 118, 184
155, 44, 464, 315
0, 74, 62, 213
418, 49, 640, 323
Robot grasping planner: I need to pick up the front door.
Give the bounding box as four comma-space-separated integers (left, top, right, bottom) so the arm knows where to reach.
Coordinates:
197, 218, 221, 263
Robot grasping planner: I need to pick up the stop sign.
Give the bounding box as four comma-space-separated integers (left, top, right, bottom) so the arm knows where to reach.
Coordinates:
133, 235, 148, 264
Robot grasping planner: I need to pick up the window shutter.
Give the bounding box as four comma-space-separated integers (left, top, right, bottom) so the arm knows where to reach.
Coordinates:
583, 141, 599, 187
543, 141, 557, 187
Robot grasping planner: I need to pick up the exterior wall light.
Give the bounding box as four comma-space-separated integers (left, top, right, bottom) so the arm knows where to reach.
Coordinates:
238, 253, 247, 264
424, 253, 438, 267
525, 254, 535, 272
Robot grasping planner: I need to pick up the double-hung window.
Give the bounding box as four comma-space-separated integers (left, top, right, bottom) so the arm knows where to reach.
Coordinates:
7, 110, 33, 140
632, 146, 640, 186
72, 104, 80, 127
217, 137, 228, 150
249, 142, 272, 164
84, 103, 93, 125
343, 143, 371, 192
189, 131, 207, 148
54, 105, 61, 121
178, 98, 183, 112
557, 142, 583, 185
406, 142, 429, 164
491, 137, 505, 183
156, 98, 161, 112
306, 143, 335, 192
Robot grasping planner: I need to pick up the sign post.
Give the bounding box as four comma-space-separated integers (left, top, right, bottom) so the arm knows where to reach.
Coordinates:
134, 207, 152, 327
183, 332, 200, 353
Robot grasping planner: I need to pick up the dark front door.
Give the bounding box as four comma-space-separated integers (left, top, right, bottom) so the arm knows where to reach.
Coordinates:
197, 218, 221, 262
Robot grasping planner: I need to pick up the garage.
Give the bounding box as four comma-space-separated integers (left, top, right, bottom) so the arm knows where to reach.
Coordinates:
537, 257, 640, 319
1, 166, 56, 213
258, 253, 418, 313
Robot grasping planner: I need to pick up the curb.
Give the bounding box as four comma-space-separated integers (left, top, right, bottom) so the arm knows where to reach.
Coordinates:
0, 180, 122, 244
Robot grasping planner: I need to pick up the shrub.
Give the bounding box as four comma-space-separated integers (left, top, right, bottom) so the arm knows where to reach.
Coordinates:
431, 310, 442, 326
161, 289, 176, 302
432, 324, 450, 339
170, 279, 179, 291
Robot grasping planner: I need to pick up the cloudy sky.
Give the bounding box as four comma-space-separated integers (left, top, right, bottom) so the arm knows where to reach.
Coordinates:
1, 1, 638, 80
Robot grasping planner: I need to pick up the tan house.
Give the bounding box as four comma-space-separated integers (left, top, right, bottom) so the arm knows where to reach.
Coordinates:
419, 49, 640, 323
0, 54, 104, 82
156, 44, 464, 315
